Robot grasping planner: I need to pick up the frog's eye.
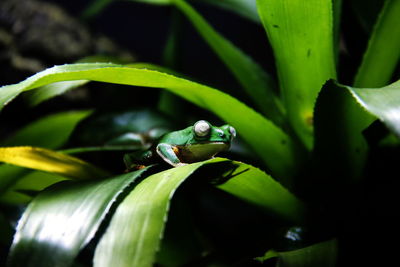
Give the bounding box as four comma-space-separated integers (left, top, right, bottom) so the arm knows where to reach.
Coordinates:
194, 120, 211, 137
229, 126, 236, 138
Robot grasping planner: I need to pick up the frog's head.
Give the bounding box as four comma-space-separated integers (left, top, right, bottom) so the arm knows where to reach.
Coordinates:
191, 120, 236, 144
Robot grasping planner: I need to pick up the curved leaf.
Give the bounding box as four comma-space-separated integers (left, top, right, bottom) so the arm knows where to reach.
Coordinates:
26, 80, 88, 106
257, 0, 337, 149
353, 0, 400, 88
349, 79, 400, 137
2, 110, 92, 148
174, 0, 284, 124
93, 158, 304, 267
0, 63, 298, 181
217, 160, 305, 223
0, 146, 108, 179
7, 167, 151, 267
313, 80, 400, 181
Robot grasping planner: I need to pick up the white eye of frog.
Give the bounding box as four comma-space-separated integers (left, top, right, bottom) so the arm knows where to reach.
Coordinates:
229, 126, 236, 138
194, 120, 211, 137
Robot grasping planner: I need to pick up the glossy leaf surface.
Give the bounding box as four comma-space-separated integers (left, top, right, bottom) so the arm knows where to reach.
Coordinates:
0, 63, 298, 181
313, 79, 400, 181
349, 79, 400, 137
217, 160, 304, 223
174, 0, 284, 124
93, 158, 304, 267
0, 147, 107, 179
7, 167, 151, 267
257, 0, 337, 148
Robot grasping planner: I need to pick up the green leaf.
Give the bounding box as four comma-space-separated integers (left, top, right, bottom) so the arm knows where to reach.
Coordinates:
0, 146, 108, 179
0, 63, 298, 181
93, 158, 304, 267
257, 0, 337, 149
26, 80, 88, 106
173, 0, 284, 125
256, 239, 337, 267
353, 0, 400, 88
2, 110, 92, 149
7, 167, 151, 267
349, 79, 400, 137
216, 160, 305, 223
92, 159, 223, 267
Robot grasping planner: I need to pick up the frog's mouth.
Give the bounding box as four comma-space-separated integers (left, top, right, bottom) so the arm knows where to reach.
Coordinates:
177, 142, 230, 162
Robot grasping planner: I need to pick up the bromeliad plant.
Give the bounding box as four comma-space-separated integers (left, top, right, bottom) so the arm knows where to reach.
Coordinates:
0, 0, 399, 266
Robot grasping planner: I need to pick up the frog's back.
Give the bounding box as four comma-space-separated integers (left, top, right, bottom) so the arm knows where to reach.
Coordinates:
158, 127, 193, 146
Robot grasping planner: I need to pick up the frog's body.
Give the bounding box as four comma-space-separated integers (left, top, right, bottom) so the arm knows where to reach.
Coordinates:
124, 120, 236, 168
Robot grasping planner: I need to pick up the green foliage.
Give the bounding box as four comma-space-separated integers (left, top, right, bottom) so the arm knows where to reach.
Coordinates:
1, 0, 400, 266
257, 0, 337, 149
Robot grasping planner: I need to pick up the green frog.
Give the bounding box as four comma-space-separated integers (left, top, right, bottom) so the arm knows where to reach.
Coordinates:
124, 120, 236, 168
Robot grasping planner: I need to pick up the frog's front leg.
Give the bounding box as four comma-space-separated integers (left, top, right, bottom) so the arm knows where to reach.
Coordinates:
156, 143, 186, 167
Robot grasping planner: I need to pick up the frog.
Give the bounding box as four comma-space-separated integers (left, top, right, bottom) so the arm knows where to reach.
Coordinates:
123, 120, 236, 168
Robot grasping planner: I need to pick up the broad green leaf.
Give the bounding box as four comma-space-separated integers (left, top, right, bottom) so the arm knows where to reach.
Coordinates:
2, 110, 92, 148
353, 0, 400, 88
93, 158, 304, 267
173, 0, 284, 125
7, 167, 151, 267
256, 239, 337, 267
217, 160, 304, 223
0, 63, 298, 181
257, 0, 337, 149
93, 159, 223, 267
349, 79, 400, 137
0, 146, 108, 179
26, 80, 88, 106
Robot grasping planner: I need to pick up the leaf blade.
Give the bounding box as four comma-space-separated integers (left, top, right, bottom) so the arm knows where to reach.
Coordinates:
0, 146, 108, 179
93, 158, 304, 267
93, 159, 224, 267
217, 160, 305, 223
7, 167, 151, 267
257, 0, 337, 148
